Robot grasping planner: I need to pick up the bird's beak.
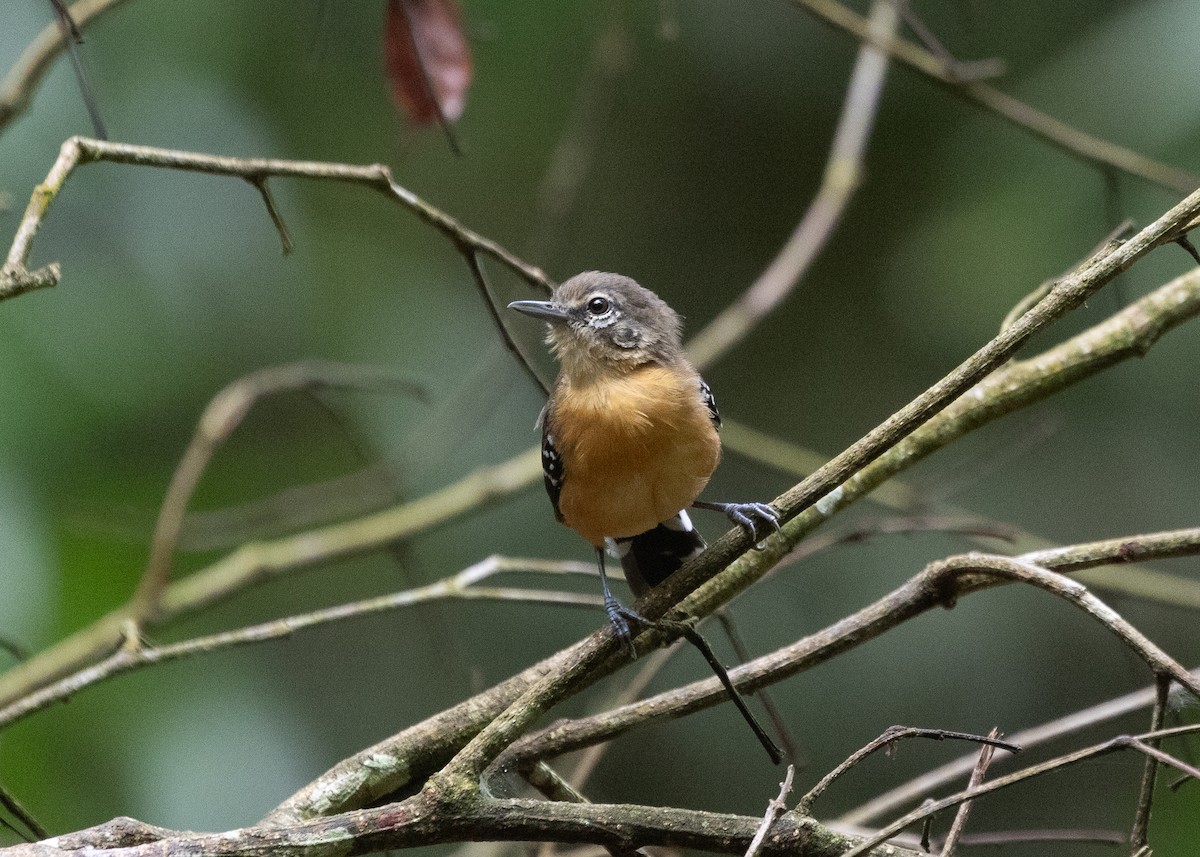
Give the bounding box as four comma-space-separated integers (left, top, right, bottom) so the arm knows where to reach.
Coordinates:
507, 299, 570, 324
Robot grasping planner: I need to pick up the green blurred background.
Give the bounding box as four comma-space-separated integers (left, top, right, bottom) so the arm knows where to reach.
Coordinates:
2, 0, 1198, 850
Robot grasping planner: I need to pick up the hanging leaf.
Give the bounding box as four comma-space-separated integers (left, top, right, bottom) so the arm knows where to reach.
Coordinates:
383, 0, 472, 126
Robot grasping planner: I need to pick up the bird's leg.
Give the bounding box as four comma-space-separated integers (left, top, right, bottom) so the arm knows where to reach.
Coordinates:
596, 547, 647, 658
693, 500, 781, 545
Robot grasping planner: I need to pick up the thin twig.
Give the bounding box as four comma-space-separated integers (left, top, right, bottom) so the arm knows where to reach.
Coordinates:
797, 726, 1018, 815
46, 0, 108, 138
786, 0, 1199, 193
0, 446, 544, 710
952, 829, 1125, 847
0, 785, 47, 841
839, 666, 1200, 825
685, 0, 899, 369
839, 724, 1200, 857
0, 0, 132, 138
744, 765, 795, 857
133, 362, 426, 622
0, 556, 602, 730
246, 177, 294, 255
938, 729, 999, 857
889, 0, 1005, 81
1, 136, 552, 300
463, 250, 550, 395
927, 555, 1200, 698
1129, 674, 1171, 852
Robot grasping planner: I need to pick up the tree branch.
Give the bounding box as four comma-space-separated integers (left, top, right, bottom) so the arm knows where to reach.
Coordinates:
0, 556, 602, 731
500, 528, 1200, 765
685, 0, 898, 368
0, 446, 543, 710
642, 196, 1200, 650
840, 724, 1200, 857
786, 0, 1200, 193
0, 794, 918, 857
0, 0, 132, 138
838, 664, 1200, 826
1, 136, 552, 300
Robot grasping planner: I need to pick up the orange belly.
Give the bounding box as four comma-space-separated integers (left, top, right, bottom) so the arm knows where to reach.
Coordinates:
550, 365, 721, 545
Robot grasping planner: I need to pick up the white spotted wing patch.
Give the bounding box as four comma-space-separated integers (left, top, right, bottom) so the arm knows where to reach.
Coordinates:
700, 379, 721, 428
541, 430, 565, 521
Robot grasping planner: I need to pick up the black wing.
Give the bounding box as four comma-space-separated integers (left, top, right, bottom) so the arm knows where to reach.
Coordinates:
700, 379, 721, 429
540, 407, 565, 522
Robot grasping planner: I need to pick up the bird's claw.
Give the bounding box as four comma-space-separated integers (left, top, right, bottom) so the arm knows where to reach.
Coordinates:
605, 595, 648, 659
707, 501, 781, 547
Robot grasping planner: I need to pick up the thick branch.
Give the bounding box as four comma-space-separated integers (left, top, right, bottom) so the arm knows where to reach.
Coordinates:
502, 529, 1200, 763
273, 253, 1200, 819
642, 199, 1200, 646
0, 794, 915, 857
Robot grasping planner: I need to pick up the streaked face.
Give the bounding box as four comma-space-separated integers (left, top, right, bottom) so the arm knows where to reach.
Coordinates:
509, 272, 683, 374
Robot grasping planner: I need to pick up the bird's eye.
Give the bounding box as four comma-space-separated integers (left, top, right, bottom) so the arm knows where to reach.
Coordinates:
587, 296, 610, 315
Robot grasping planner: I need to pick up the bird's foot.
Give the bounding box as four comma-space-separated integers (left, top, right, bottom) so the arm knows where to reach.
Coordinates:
694, 500, 781, 547
605, 594, 648, 659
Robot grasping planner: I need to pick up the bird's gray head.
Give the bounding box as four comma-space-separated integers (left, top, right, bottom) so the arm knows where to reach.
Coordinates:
508, 272, 684, 378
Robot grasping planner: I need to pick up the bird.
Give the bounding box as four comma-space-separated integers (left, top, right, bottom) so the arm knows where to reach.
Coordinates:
508, 271, 780, 652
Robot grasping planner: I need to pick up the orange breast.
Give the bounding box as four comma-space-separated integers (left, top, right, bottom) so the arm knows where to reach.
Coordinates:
550, 364, 721, 545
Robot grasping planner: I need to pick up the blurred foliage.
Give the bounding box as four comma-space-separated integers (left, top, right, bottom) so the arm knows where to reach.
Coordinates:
1, 0, 1198, 848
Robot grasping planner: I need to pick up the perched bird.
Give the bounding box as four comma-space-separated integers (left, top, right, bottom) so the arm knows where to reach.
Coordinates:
508, 272, 779, 651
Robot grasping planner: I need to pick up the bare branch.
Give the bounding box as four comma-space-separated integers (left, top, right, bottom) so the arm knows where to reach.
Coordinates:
938, 729, 1000, 857
924, 554, 1200, 697
502, 529, 1200, 767
1129, 675, 1172, 853
839, 724, 1200, 857
744, 765, 795, 857
797, 727, 1018, 816
786, 0, 1199, 193
1, 137, 552, 300
0, 556, 601, 730
134, 361, 426, 622
0, 793, 922, 857
0, 0, 132, 138
0, 446, 543, 711
839, 666, 1200, 825
685, 0, 898, 368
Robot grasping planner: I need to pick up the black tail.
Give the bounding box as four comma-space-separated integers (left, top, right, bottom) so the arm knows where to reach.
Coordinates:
612, 511, 706, 596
